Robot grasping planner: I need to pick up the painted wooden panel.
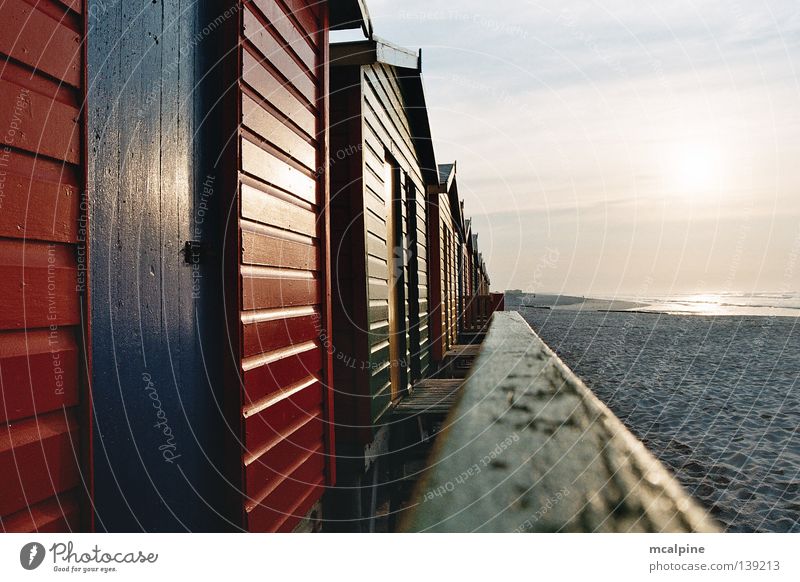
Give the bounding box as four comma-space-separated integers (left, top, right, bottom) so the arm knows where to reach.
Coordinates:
0, 241, 80, 330
0, 78, 80, 164
249, 0, 317, 68
241, 308, 321, 357
0, 0, 81, 87
1, 492, 80, 533
0, 149, 80, 243
0, 0, 86, 533
243, 49, 316, 136
243, 345, 322, 405
242, 93, 317, 170
245, 417, 324, 508
241, 138, 317, 203
243, 380, 323, 457
0, 411, 80, 518
429, 188, 459, 360
282, 0, 321, 42
241, 267, 320, 310
59, 0, 83, 14
405, 181, 423, 382
241, 182, 317, 236
241, 220, 320, 270
243, 5, 316, 103
236, 0, 330, 533
247, 455, 324, 532
0, 329, 79, 424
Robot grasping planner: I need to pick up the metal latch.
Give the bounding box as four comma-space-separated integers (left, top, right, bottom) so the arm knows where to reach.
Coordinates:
182, 240, 203, 265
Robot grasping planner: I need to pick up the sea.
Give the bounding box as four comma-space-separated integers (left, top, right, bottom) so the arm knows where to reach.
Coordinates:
506, 292, 800, 533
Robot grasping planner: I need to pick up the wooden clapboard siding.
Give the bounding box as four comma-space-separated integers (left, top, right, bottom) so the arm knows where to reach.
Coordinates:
405, 180, 423, 383
0, 0, 82, 87
329, 65, 371, 441
444, 204, 458, 346
0, 0, 86, 533
236, 0, 331, 533
330, 58, 431, 443
428, 184, 458, 361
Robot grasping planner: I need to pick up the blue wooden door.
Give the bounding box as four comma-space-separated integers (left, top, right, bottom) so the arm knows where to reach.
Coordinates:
87, 0, 230, 532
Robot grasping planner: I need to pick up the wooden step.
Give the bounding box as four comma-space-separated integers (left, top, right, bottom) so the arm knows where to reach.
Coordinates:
392, 379, 464, 416
444, 344, 482, 359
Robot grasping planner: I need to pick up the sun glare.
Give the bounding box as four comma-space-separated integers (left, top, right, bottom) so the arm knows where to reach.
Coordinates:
669, 142, 724, 196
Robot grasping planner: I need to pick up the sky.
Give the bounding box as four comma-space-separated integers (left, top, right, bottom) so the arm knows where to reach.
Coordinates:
337, 0, 800, 296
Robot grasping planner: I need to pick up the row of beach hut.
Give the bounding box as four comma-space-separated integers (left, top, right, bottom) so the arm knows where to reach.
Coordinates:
0, 0, 494, 532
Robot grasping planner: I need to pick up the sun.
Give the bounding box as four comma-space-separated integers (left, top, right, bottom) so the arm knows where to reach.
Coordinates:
669, 141, 724, 196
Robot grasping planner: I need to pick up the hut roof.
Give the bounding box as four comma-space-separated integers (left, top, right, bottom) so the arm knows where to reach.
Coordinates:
438, 163, 455, 186
330, 0, 373, 37
331, 36, 438, 187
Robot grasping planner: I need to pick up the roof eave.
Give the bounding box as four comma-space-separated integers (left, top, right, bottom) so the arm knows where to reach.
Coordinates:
330, 0, 373, 37
396, 63, 438, 187
331, 37, 439, 187
331, 36, 419, 70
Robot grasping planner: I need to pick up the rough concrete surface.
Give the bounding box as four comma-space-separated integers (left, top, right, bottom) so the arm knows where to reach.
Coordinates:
401, 312, 719, 532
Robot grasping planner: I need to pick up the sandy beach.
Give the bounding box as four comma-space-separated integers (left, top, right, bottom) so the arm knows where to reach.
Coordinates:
507, 294, 800, 533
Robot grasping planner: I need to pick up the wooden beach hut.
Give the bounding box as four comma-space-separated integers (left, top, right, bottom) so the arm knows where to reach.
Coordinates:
464, 219, 474, 299
1, 0, 370, 534
326, 36, 438, 527
428, 163, 462, 362
459, 216, 474, 334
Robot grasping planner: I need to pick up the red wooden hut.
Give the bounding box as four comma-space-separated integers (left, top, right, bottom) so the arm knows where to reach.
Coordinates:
0, 0, 370, 534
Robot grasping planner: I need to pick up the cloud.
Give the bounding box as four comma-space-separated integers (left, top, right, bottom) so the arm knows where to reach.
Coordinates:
362, 0, 800, 293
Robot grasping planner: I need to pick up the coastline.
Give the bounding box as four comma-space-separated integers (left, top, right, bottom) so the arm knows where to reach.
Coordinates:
509, 292, 800, 318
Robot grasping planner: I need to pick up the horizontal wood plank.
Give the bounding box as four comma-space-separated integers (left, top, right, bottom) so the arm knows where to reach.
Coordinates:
242, 93, 316, 171
0, 78, 80, 164
247, 467, 324, 532
0, 0, 81, 87
243, 345, 322, 405
0, 149, 80, 243
0, 410, 80, 517
242, 310, 320, 357
241, 183, 317, 237
244, 382, 323, 455
0, 490, 79, 532
249, 0, 317, 69
243, 6, 316, 104
245, 414, 323, 502
0, 329, 79, 423
241, 138, 316, 205
242, 49, 315, 136
279, 0, 320, 45
0, 241, 79, 330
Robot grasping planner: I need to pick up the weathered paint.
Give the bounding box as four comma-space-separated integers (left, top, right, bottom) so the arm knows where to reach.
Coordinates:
0, 0, 88, 533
